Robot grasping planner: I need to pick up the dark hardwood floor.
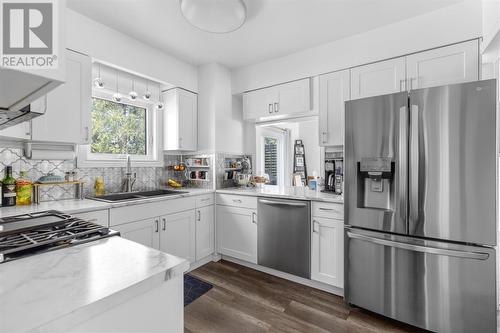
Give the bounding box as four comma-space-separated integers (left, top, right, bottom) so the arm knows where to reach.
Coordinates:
185, 260, 425, 333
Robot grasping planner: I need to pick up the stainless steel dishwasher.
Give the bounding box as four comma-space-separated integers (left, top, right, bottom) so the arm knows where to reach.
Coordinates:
257, 198, 311, 279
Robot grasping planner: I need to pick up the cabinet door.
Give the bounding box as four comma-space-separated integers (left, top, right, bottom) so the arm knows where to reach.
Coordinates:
178, 89, 198, 151
0, 122, 31, 140
243, 88, 277, 120
195, 205, 215, 261
311, 217, 344, 287
160, 210, 196, 263
351, 57, 406, 99
216, 205, 257, 263
406, 40, 479, 90
276, 78, 311, 116
319, 70, 350, 146
31, 49, 92, 144
113, 218, 160, 250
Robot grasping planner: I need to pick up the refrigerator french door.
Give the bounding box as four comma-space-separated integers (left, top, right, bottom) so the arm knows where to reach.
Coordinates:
344, 79, 497, 333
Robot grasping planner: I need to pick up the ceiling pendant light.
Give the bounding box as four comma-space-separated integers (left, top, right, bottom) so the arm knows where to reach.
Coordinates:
93, 63, 104, 88
143, 81, 152, 101
113, 72, 122, 102
180, 0, 247, 33
156, 84, 164, 110
129, 79, 138, 100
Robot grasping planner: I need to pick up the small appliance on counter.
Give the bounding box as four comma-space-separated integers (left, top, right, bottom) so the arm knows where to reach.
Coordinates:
323, 150, 343, 194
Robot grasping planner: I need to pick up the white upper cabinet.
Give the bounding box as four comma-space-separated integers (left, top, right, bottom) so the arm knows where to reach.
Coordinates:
243, 78, 311, 120
163, 88, 198, 151
319, 70, 350, 146
0, 122, 31, 140
351, 57, 406, 100
31, 49, 92, 144
406, 39, 479, 90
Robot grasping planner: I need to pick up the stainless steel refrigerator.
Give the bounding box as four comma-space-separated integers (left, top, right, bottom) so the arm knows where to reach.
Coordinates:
344, 79, 497, 333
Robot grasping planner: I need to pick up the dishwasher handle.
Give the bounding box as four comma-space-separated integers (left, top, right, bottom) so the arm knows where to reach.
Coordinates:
259, 199, 308, 207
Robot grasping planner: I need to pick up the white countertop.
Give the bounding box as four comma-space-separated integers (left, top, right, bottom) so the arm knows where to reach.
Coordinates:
0, 189, 215, 218
0, 236, 189, 333
216, 187, 344, 203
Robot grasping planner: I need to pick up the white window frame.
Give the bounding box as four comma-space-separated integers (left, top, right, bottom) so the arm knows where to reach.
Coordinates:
255, 125, 289, 189
77, 90, 162, 167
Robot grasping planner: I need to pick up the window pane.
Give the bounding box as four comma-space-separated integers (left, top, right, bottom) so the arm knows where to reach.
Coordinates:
91, 98, 147, 155
264, 137, 278, 185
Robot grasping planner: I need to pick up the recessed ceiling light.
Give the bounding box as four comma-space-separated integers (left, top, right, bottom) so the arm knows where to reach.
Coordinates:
180, 0, 247, 34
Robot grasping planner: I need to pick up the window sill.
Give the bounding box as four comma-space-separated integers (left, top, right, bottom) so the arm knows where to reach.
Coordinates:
76, 145, 163, 168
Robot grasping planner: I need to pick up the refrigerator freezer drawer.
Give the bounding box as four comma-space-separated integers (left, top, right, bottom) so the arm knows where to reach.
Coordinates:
345, 228, 496, 333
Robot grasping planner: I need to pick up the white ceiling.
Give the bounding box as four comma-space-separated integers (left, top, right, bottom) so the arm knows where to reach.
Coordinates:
67, 0, 463, 69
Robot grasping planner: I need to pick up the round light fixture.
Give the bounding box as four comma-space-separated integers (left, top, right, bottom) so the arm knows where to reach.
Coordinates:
180, 0, 247, 33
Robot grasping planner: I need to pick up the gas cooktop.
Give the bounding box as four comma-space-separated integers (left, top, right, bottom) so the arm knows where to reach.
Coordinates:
0, 210, 119, 263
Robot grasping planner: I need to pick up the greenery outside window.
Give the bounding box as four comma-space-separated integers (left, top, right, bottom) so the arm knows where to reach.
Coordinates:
78, 90, 161, 167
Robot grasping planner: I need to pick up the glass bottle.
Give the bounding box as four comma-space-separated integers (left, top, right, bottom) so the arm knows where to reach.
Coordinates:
16, 171, 32, 205
2, 166, 17, 207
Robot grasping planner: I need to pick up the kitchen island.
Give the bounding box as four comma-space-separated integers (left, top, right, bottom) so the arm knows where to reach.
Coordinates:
0, 236, 189, 333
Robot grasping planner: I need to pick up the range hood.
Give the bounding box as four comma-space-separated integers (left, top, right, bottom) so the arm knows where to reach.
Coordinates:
0, 67, 63, 130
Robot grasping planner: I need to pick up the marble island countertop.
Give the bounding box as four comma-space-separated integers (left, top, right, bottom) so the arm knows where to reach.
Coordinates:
216, 187, 344, 203
0, 236, 189, 333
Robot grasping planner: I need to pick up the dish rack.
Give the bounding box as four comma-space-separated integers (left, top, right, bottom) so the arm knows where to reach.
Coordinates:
32, 181, 84, 204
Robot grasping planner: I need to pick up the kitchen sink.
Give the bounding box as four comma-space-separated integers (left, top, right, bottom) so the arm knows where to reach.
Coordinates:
90, 190, 188, 202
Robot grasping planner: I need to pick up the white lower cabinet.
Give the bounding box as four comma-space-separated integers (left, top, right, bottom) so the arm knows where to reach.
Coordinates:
217, 205, 257, 264
195, 205, 215, 261
160, 210, 196, 263
73, 209, 109, 227
311, 217, 344, 288
109, 195, 216, 265
113, 217, 160, 250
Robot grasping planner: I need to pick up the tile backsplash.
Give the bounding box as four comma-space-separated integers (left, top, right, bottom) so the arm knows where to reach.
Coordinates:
0, 148, 163, 201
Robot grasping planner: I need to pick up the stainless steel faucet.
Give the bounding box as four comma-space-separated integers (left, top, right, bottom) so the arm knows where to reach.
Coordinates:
122, 155, 136, 192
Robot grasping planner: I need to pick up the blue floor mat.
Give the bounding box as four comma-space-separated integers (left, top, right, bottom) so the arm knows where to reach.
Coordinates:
184, 274, 213, 306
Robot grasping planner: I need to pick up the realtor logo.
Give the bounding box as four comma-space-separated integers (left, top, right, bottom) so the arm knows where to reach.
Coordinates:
1, 0, 58, 69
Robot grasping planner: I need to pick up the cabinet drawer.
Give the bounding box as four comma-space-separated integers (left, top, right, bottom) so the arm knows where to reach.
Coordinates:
216, 194, 257, 209
109, 198, 195, 226
73, 209, 109, 227
312, 202, 343, 219
195, 193, 215, 208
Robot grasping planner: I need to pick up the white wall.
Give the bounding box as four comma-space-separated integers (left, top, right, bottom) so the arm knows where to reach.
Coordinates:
197, 63, 247, 154
66, 9, 198, 92
232, 0, 481, 93
482, 0, 500, 51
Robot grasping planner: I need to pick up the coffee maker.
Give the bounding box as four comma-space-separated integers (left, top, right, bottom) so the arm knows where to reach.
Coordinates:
323, 150, 343, 194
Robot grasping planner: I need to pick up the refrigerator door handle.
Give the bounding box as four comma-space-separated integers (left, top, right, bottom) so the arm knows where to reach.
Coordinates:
346, 231, 489, 260
409, 104, 419, 229
399, 105, 408, 229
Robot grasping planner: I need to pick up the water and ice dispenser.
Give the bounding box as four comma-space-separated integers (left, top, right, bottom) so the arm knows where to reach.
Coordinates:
357, 157, 394, 210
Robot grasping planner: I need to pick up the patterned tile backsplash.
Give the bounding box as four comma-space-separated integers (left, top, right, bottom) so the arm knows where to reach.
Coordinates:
0, 148, 163, 201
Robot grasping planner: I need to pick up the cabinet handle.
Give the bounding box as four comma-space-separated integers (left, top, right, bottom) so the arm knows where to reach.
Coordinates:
252, 212, 257, 224
162, 218, 166, 231
268, 103, 273, 114
399, 79, 405, 92
322, 132, 327, 143
274, 102, 279, 113
179, 137, 183, 149
84, 126, 89, 143
319, 207, 340, 213
313, 220, 320, 233
409, 77, 417, 90
197, 210, 201, 221
201, 198, 210, 202
232, 199, 242, 203
155, 219, 159, 233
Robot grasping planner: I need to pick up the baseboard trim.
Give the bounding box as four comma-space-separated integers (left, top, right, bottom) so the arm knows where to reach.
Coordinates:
188, 255, 214, 272
221, 255, 344, 297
